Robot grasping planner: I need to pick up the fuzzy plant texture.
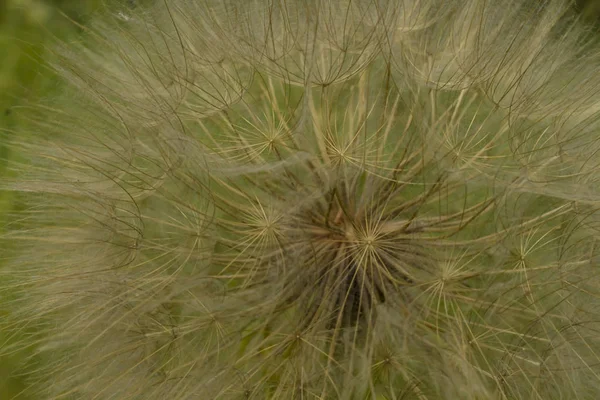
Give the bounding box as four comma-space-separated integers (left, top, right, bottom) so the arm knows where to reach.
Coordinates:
4, 0, 600, 399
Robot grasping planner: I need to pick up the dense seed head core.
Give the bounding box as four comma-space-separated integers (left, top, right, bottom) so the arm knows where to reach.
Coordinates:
261, 172, 434, 335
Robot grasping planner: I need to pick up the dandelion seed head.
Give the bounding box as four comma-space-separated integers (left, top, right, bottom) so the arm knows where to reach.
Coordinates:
4, 0, 600, 399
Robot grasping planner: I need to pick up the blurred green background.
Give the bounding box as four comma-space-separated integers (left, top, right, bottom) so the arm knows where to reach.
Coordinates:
0, 2, 109, 397
1, 0, 600, 398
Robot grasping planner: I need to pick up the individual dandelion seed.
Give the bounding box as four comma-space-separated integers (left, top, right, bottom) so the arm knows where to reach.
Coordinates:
4, 0, 600, 399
